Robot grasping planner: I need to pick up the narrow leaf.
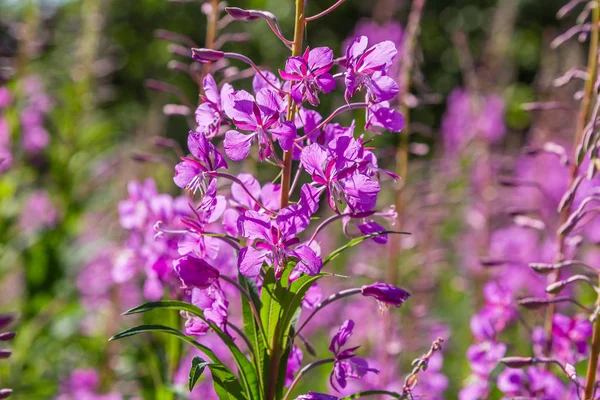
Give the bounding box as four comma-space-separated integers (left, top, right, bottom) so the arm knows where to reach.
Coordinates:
189, 356, 211, 391
109, 324, 245, 400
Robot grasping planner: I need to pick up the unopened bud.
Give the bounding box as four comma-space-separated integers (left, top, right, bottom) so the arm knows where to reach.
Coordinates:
500, 356, 533, 368
192, 48, 225, 63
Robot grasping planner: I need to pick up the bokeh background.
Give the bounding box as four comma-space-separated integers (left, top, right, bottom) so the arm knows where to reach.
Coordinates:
0, 0, 588, 398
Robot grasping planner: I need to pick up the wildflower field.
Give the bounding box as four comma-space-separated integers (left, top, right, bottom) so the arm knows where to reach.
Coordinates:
1, 0, 599, 399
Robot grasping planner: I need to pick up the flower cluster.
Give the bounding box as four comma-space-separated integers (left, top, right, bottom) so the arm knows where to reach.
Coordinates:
112, 2, 417, 397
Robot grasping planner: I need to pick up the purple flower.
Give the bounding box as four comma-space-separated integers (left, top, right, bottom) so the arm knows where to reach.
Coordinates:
328, 320, 378, 391
301, 143, 380, 213
497, 367, 565, 399
279, 46, 336, 106
458, 379, 489, 400
178, 180, 226, 260
466, 341, 506, 378
285, 345, 303, 386
195, 74, 234, 137
237, 209, 321, 279
224, 89, 296, 161
173, 254, 220, 289
253, 70, 282, 93
365, 101, 405, 133
441, 88, 505, 155
57, 369, 122, 400
184, 283, 229, 336
302, 283, 322, 309
174, 132, 228, 194
343, 36, 398, 102
342, 20, 404, 78
361, 282, 410, 311
19, 190, 59, 233
0, 87, 12, 109
546, 313, 592, 364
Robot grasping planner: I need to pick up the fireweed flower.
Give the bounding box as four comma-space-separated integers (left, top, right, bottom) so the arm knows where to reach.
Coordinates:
224, 88, 296, 161
364, 100, 405, 133
174, 132, 228, 195
301, 142, 380, 213
361, 282, 410, 311
253, 70, 282, 93
237, 209, 321, 279
441, 88, 505, 155
177, 180, 226, 260
56, 369, 122, 400
118, 179, 190, 300
195, 74, 234, 137
328, 320, 378, 391
184, 283, 229, 336
279, 46, 336, 106
530, 313, 592, 365
285, 345, 303, 386
343, 36, 398, 103
496, 367, 565, 399
341, 206, 398, 244
466, 341, 506, 379
343, 19, 404, 78
174, 254, 220, 289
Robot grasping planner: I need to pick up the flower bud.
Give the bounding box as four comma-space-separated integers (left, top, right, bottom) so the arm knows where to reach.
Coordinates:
500, 356, 533, 368
0, 332, 15, 341
529, 263, 556, 274
0, 389, 12, 399
361, 282, 410, 308
0, 315, 13, 330
225, 7, 254, 20
192, 48, 225, 63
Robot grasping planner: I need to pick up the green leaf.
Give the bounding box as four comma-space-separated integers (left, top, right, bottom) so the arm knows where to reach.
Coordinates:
278, 273, 324, 350
123, 301, 261, 400
109, 324, 245, 400
259, 269, 284, 347
189, 356, 211, 391
239, 274, 268, 394
323, 231, 409, 265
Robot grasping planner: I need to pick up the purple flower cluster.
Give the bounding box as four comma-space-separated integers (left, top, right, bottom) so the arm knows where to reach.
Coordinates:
56, 369, 122, 400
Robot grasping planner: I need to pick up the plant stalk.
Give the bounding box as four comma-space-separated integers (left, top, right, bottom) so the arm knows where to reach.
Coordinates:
268, 4, 306, 399
279, 0, 305, 209
545, 0, 599, 359
201, 0, 220, 82
383, 0, 425, 387
584, 280, 600, 400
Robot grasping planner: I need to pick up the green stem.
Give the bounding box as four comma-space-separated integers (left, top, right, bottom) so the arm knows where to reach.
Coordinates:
266, 3, 305, 399
279, 0, 305, 209
282, 358, 334, 400
584, 274, 600, 399
546, 0, 599, 362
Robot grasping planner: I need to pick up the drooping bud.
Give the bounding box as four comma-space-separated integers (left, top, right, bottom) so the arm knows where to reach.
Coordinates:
192, 48, 225, 63
0, 332, 15, 341
361, 282, 410, 310
529, 263, 558, 274
500, 356, 533, 368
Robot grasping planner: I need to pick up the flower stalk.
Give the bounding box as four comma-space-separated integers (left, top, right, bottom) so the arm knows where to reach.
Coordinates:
267, 4, 306, 399
279, 0, 306, 210
546, 0, 599, 363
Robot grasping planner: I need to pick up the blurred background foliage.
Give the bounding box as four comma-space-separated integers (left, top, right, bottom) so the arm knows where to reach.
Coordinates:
0, 0, 587, 398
